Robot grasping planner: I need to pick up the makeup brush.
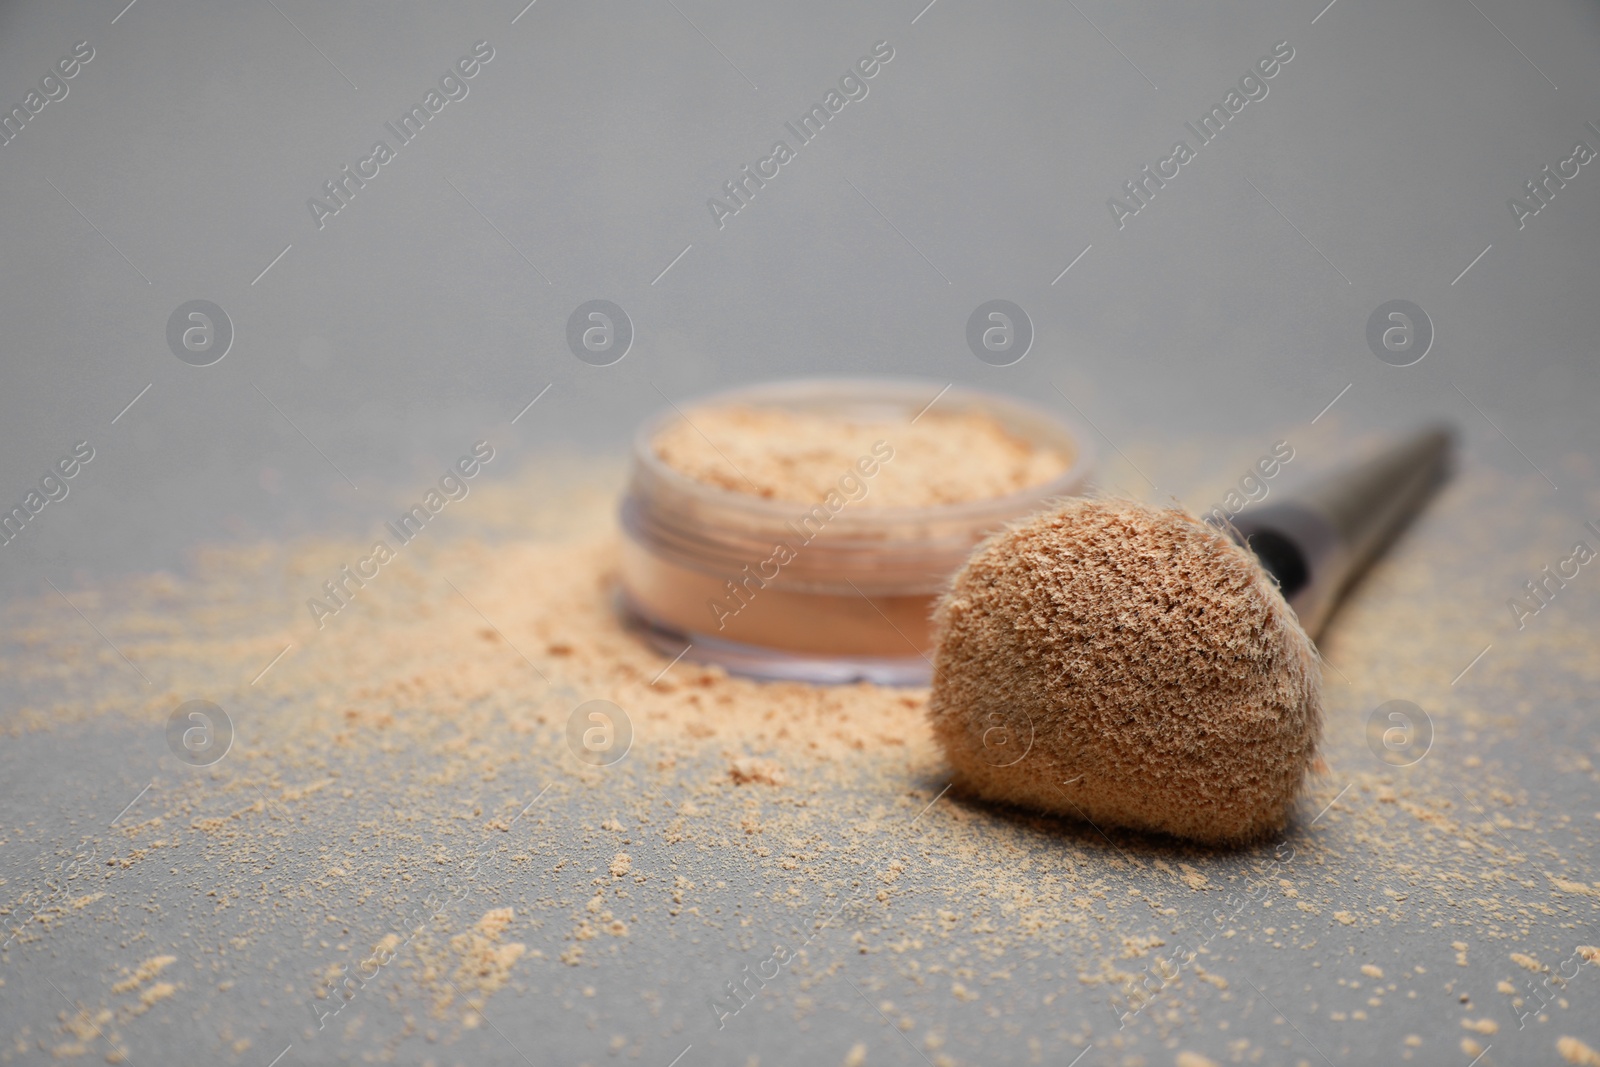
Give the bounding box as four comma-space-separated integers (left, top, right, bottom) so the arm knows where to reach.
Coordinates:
1221, 425, 1455, 638
926, 427, 1454, 846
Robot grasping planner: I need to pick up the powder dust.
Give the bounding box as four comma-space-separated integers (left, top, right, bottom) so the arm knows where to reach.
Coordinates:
429, 907, 527, 1019
1560, 1035, 1600, 1065
652, 405, 1071, 506
1, 449, 1598, 1065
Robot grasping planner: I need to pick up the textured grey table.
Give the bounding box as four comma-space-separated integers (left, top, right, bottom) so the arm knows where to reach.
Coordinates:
3, 0, 1600, 1064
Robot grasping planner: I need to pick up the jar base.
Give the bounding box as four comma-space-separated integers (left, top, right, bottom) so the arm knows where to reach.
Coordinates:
616, 590, 931, 687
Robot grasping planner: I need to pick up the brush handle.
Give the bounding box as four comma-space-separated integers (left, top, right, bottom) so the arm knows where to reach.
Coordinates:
1220, 426, 1454, 638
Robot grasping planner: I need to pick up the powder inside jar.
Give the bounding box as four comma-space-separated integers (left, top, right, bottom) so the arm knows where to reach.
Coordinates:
652, 405, 1072, 507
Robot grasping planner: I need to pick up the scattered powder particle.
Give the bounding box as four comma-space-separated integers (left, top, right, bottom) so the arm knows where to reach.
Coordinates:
473, 908, 515, 940
1361, 964, 1384, 979
928, 498, 1320, 845
652, 405, 1072, 507
443, 908, 526, 1010
1559, 1036, 1600, 1066
111, 956, 176, 995
1512, 952, 1543, 972
843, 1043, 867, 1067
138, 982, 176, 1010
1461, 1037, 1483, 1057
1333, 912, 1356, 926
1581, 947, 1600, 964
1460, 1018, 1498, 1035
1175, 1052, 1220, 1067
728, 756, 786, 787
609, 853, 632, 878
1549, 875, 1599, 896
59, 1006, 112, 1044
1497, 980, 1517, 994
1404, 1035, 1422, 1047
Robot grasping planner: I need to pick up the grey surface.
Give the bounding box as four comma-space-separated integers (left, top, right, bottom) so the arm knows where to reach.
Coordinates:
2, 0, 1600, 1064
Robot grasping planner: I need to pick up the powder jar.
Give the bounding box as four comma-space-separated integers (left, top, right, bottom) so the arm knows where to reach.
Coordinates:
617, 378, 1093, 685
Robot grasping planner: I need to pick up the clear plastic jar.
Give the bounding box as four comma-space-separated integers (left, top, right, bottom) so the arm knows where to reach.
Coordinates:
617, 378, 1093, 685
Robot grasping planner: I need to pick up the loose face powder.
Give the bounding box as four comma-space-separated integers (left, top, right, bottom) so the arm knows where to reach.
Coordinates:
651, 405, 1072, 507
616, 379, 1092, 684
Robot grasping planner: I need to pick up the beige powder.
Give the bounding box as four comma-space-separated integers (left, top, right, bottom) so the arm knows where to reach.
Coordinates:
653, 405, 1071, 506
449, 908, 525, 997
110, 955, 177, 995
1560, 1036, 1600, 1066
5, 453, 1598, 1062
927, 497, 1321, 845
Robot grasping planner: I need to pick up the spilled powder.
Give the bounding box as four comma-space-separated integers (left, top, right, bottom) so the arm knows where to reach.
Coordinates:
446, 908, 526, 1011
136, 982, 175, 1011
652, 405, 1071, 506
729, 756, 786, 787
1560, 1035, 1600, 1065
2, 450, 1599, 1065
49, 952, 182, 1059
110, 955, 175, 995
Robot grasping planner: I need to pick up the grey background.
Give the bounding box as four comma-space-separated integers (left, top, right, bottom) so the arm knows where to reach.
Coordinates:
2, 0, 1599, 1064
0, 0, 1595, 592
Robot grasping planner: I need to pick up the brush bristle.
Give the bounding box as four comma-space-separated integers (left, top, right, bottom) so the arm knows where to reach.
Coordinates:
927, 497, 1322, 846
